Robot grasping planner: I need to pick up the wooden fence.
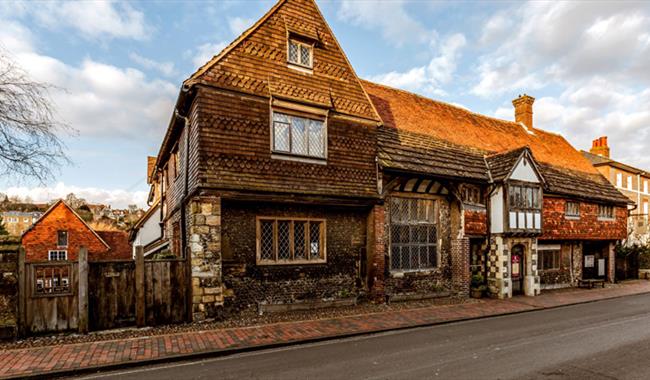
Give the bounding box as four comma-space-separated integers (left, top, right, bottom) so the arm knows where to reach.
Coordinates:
19, 247, 188, 336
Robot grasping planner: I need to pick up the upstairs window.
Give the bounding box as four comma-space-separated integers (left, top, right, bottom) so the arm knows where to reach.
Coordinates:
507, 183, 542, 230
627, 176, 633, 190
565, 202, 580, 219
57, 230, 68, 247
461, 185, 483, 205
48, 250, 67, 261
616, 173, 622, 188
288, 39, 313, 68
272, 112, 325, 158
598, 205, 615, 220
644, 180, 648, 194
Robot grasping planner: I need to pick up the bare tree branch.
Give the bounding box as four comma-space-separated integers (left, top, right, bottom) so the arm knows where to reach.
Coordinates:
0, 48, 73, 184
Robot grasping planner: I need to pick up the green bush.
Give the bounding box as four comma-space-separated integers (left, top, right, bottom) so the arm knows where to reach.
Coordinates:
471, 273, 485, 289
617, 244, 650, 269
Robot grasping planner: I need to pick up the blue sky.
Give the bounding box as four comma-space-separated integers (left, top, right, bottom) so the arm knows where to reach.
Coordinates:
1, 0, 649, 208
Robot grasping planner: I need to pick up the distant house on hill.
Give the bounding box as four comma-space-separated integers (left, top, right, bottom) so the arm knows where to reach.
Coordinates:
0, 211, 42, 236
22, 200, 131, 263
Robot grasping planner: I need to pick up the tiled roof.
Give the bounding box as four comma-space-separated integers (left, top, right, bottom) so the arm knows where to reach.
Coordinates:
485, 147, 530, 182
582, 150, 650, 177
96, 231, 132, 260
362, 80, 630, 205
377, 127, 489, 181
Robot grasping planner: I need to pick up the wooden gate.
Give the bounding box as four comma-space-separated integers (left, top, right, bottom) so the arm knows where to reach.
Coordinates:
89, 260, 136, 331
19, 247, 189, 336
21, 261, 81, 334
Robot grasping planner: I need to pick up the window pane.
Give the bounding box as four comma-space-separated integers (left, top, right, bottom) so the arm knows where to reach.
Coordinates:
260, 221, 274, 260
300, 45, 311, 66
291, 117, 308, 155
308, 120, 324, 157
277, 221, 290, 260
273, 122, 290, 152
273, 113, 289, 123
294, 221, 306, 260
58, 231, 68, 246
288, 41, 299, 63
309, 222, 321, 259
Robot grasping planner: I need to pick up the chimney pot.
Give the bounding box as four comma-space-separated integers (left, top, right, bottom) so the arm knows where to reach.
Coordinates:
512, 94, 535, 129
589, 136, 610, 158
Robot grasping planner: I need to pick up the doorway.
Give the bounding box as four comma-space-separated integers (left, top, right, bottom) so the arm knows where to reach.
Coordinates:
583, 242, 608, 280
511, 244, 525, 294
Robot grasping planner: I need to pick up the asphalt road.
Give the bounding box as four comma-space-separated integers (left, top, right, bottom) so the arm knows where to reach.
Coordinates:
75, 293, 650, 380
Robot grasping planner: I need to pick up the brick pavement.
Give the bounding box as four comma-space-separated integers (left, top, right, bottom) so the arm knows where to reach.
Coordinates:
1, 281, 649, 379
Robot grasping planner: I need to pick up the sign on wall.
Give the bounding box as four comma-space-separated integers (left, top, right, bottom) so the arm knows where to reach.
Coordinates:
585, 255, 595, 268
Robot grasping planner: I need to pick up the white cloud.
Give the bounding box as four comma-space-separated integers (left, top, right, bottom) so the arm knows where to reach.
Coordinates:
477, 1, 650, 169
228, 17, 253, 36
369, 33, 466, 96
129, 52, 175, 76
191, 41, 228, 68
0, 18, 176, 141
1, 182, 147, 209
338, 0, 434, 46
1, 0, 152, 40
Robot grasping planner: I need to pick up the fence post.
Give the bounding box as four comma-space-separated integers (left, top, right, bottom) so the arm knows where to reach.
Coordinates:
78, 247, 89, 334
17, 247, 26, 337
135, 246, 145, 327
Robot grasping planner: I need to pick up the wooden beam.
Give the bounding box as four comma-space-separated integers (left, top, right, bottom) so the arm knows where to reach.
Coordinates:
77, 247, 89, 334
17, 247, 25, 337
135, 246, 145, 327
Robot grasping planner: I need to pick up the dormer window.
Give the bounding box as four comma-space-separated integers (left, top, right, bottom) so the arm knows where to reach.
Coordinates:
288, 39, 313, 69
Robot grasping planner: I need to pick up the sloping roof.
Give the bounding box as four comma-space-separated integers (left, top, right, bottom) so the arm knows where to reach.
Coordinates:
362, 80, 630, 205
485, 147, 530, 182
129, 201, 160, 242
23, 200, 110, 248
378, 127, 489, 181
582, 150, 649, 176
96, 231, 132, 260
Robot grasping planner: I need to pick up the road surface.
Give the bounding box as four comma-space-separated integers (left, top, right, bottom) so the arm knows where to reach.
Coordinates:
74, 293, 650, 380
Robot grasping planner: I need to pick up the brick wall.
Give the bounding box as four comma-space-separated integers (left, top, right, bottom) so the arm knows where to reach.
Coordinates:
451, 238, 470, 297
541, 197, 627, 240
464, 209, 487, 236
368, 204, 385, 299
22, 202, 109, 262
221, 200, 367, 313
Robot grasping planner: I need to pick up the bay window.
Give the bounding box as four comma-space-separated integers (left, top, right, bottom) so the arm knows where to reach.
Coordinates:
507, 183, 542, 231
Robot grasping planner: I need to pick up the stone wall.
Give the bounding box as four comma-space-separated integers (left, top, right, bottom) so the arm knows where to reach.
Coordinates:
0, 236, 19, 339
187, 197, 223, 320
221, 200, 367, 313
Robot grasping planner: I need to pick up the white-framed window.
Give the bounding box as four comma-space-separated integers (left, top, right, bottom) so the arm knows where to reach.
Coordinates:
390, 197, 438, 272
538, 246, 561, 271
48, 250, 68, 261
627, 175, 633, 190
565, 201, 580, 219
598, 205, 615, 220
288, 39, 313, 68
644, 202, 649, 223
644, 180, 648, 194
272, 112, 326, 158
57, 230, 68, 247
616, 173, 623, 188
256, 217, 326, 265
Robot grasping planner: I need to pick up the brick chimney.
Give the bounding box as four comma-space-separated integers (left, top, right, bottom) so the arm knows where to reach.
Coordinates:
512, 94, 535, 129
590, 136, 610, 158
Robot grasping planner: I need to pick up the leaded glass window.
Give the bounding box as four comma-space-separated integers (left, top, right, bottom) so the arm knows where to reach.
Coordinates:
288, 40, 312, 68
390, 197, 438, 271
272, 112, 325, 158
257, 217, 326, 264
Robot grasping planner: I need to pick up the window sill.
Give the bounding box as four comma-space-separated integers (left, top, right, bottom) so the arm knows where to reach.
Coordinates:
271, 153, 327, 165
287, 62, 313, 74
257, 259, 327, 266
564, 216, 580, 220
597, 217, 616, 222
390, 268, 439, 277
